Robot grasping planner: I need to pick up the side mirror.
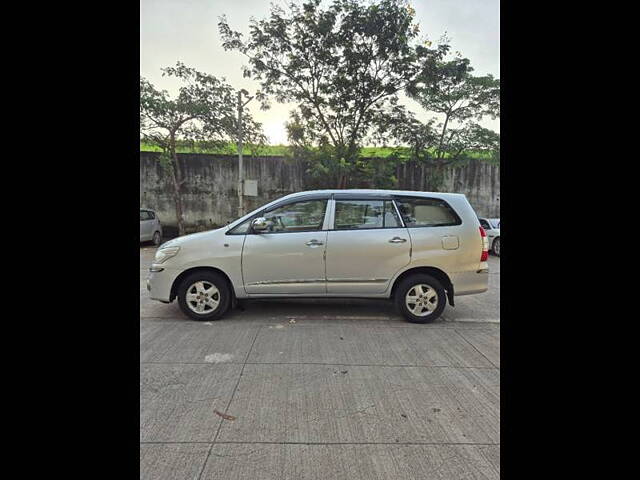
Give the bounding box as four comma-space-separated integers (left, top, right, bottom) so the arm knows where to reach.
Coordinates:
251, 217, 269, 232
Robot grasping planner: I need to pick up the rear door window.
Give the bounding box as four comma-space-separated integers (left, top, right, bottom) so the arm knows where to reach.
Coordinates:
333, 200, 401, 230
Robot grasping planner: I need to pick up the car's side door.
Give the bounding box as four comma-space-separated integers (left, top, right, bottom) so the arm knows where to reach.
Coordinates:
140, 210, 153, 241
395, 196, 467, 271
242, 197, 330, 294
325, 197, 411, 294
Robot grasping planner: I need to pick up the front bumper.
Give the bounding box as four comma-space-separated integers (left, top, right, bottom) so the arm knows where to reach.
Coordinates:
147, 266, 180, 302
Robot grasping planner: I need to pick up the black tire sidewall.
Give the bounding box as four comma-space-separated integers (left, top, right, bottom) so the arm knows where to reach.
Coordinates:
153, 232, 162, 246
394, 274, 447, 323
493, 237, 500, 256
177, 272, 231, 321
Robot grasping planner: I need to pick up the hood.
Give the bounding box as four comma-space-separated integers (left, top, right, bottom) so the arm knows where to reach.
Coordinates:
160, 227, 226, 248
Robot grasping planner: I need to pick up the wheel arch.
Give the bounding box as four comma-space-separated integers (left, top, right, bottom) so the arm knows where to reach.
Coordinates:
390, 266, 455, 307
170, 266, 236, 304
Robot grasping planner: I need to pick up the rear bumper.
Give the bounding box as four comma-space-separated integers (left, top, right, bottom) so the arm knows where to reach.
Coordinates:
451, 269, 489, 296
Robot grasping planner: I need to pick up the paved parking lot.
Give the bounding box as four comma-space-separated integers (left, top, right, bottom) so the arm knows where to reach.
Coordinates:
140, 247, 500, 479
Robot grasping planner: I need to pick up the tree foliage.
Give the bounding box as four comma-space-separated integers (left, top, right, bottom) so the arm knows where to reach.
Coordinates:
370, 52, 500, 190
406, 55, 500, 165
219, 0, 449, 187
140, 63, 265, 234
140, 62, 264, 153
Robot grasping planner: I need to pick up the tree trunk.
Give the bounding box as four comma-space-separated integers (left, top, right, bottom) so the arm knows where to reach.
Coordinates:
336, 172, 348, 189
169, 136, 186, 236
431, 162, 447, 192
436, 112, 451, 161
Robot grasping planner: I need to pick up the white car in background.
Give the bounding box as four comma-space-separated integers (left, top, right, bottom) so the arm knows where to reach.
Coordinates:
140, 209, 163, 246
478, 217, 500, 256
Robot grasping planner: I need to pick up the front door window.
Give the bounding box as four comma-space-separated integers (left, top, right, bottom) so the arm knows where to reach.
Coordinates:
261, 200, 327, 233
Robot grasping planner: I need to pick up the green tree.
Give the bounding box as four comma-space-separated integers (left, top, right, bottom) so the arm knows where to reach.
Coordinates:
407, 55, 500, 162
219, 0, 449, 188
375, 54, 500, 190
140, 63, 264, 235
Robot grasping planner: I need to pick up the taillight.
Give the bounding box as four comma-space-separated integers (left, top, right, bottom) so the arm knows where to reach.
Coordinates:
479, 226, 489, 261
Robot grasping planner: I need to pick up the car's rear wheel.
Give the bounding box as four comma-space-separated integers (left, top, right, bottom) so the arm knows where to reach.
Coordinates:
177, 271, 231, 321
394, 274, 446, 323
492, 237, 500, 257
152, 231, 162, 246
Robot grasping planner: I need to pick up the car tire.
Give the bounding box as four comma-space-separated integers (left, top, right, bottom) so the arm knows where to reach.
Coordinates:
177, 271, 231, 321
492, 237, 500, 257
152, 231, 162, 246
394, 274, 447, 323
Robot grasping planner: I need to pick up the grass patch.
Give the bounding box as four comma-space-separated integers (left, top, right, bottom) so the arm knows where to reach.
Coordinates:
140, 141, 288, 156
140, 141, 496, 161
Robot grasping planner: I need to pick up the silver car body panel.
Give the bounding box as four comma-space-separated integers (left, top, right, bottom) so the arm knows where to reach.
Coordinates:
147, 189, 489, 302
325, 227, 411, 294
242, 230, 329, 294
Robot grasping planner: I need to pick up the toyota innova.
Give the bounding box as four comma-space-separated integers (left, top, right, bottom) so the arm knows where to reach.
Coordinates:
147, 190, 489, 323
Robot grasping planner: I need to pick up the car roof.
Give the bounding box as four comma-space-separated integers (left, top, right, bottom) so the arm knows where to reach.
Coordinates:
278, 189, 466, 200
225, 189, 468, 231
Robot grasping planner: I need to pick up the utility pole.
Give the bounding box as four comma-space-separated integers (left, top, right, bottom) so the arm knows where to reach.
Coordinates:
237, 89, 253, 218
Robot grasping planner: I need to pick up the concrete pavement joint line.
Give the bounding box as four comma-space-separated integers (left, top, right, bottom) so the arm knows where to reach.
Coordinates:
140, 316, 497, 328
195, 325, 262, 480
141, 441, 500, 446
139, 361, 498, 370
453, 329, 499, 369
445, 318, 500, 324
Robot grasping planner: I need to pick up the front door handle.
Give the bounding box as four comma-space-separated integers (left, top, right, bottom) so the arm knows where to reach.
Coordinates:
305, 239, 324, 246
389, 237, 407, 243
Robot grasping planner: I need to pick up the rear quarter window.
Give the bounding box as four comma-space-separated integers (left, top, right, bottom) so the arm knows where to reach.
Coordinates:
395, 197, 461, 227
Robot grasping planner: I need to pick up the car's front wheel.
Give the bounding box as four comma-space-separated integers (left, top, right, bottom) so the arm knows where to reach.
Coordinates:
492, 237, 500, 257
394, 274, 447, 323
177, 271, 231, 321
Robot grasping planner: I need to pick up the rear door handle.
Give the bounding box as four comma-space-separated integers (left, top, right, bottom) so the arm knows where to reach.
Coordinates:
305, 239, 324, 246
389, 237, 407, 243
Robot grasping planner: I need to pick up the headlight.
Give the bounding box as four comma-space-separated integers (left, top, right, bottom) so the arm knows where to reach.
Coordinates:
154, 246, 180, 264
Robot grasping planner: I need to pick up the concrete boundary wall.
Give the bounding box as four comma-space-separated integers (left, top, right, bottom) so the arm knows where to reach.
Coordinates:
140, 152, 500, 230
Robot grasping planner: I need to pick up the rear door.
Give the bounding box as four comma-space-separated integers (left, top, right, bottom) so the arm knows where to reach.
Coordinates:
325, 197, 410, 294
394, 196, 465, 270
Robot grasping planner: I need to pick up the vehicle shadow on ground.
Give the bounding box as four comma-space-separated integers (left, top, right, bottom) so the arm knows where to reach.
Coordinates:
140, 295, 423, 325
234, 298, 401, 319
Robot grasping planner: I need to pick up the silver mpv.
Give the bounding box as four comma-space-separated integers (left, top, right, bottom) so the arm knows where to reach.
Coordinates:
147, 190, 489, 323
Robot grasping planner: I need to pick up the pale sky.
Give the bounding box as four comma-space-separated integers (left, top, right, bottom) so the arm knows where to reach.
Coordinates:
140, 0, 500, 145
